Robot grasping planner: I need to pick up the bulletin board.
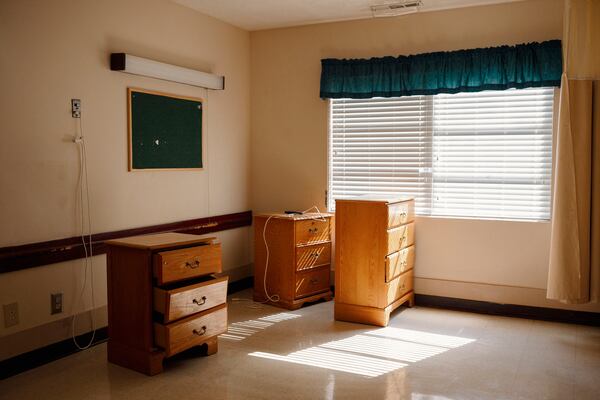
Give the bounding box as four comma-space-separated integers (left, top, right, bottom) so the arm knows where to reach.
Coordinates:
128, 88, 203, 170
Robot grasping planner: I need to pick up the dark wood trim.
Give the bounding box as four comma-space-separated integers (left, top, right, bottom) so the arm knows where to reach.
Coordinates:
0, 211, 252, 274
0, 327, 108, 380
227, 276, 253, 294
415, 294, 600, 326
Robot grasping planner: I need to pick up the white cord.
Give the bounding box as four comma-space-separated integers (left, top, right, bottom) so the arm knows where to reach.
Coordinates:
205, 89, 210, 217
300, 205, 326, 222
261, 215, 280, 302
72, 113, 96, 350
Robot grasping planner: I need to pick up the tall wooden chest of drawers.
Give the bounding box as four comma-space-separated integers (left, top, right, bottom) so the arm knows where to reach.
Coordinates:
106, 232, 228, 375
334, 196, 415, 326
254, 213, 334, 310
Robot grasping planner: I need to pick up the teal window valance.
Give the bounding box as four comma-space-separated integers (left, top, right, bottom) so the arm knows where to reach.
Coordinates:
320, 40, 562, 99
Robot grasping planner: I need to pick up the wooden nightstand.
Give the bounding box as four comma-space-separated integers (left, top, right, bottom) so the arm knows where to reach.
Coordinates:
254, 213, 334, 310
105, 232, 227, 375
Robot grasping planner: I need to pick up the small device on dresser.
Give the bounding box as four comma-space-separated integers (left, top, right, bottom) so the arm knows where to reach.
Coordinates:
254, 212, 334, 310
105, 232, 228, 375
334, 195, 415, 326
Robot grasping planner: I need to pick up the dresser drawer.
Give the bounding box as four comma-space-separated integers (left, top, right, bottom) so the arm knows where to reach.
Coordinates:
388, 201, 415, 228
295, 267, 330, 299
386, 270, 414, 305
386, 222, 415, 255
154, 303, 227, 357
295, 218, 331, 245
153, 243, 222, 285
154, 276, 228, 323
296, 242, 331, 272
385, 245, 415, 282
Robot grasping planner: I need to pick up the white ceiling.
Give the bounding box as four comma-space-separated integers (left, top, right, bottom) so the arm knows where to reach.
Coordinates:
173, 0, 523, 31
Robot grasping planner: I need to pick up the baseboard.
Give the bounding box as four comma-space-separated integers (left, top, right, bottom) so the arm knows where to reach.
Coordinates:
415, 294, 600, 326
0, 327, 108, 380
414, 276, 600, 313
228, 276, 253, 294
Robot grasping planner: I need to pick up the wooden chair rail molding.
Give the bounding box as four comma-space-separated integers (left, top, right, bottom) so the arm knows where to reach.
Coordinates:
0, 211, 252, 274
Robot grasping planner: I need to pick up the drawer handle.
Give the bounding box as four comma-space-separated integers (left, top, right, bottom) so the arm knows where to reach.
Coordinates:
193, 296, 207, 306
193, 326, 207, 336
401, 211, 407, 217
308, 227, 319, 234
185, 260, 200, 269
310, 252, 319, 258
309, 278, 319, 284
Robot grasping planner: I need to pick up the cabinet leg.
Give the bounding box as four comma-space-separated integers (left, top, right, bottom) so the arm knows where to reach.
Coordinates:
408, 294, 415, 308
202, 338, 219, 356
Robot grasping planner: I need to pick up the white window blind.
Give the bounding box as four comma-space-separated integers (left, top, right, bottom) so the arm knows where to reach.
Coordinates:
329, 87, 555, 221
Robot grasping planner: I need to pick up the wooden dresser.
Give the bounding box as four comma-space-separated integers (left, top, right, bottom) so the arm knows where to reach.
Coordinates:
254, 213, 334, 310
105, 232, 227, 375
334, 196, 415, 326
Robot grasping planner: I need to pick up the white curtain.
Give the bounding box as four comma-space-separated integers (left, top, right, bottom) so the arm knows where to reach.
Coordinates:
547, 0, 600, 303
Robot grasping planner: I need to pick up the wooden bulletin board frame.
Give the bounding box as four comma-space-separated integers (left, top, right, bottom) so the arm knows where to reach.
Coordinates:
127, 87, 204, 171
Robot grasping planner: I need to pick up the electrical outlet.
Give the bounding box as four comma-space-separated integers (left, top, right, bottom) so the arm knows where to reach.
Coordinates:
3, 302, 19, 328
71, 98, 81, 118
51, 293, 63, 315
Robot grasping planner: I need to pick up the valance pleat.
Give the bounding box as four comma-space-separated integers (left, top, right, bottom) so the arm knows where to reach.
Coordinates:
320, 40, 562, 99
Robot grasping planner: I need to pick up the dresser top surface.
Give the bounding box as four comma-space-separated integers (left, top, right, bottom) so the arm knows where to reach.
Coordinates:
335, 194, 414, 204
255, 212, 334, 220
105, 232, 216, 250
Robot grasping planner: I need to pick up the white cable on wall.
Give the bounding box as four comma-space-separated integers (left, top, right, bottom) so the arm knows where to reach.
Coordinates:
72, 112, 97, 350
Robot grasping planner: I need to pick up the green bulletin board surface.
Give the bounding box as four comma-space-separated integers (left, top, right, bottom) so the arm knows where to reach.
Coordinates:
129, 88, 202, 170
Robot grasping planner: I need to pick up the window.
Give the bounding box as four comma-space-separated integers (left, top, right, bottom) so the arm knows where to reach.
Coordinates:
328, 87, 555, 221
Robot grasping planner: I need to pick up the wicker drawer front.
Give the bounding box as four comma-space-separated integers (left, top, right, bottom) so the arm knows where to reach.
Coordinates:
154, 303, 227, 357
385, 246, 415, 282
386, 222, 415, 255
154, 276, 228, 323
296, 242, 331, 272
385, 270, 414, 305
153, 243, 222, 285
295, 267, 330, 299
295, 219, 331, 245
387, 201, 415, 228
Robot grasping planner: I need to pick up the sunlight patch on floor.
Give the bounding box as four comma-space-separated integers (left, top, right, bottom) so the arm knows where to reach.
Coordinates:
250, 347, 407, 378
365, 327, 476, 348
248, 327, 475, 377
320, 334, 449, 363
219, 312, 302, 341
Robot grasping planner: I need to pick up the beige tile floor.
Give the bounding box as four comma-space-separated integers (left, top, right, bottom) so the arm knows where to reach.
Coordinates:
1, 289, 599, 400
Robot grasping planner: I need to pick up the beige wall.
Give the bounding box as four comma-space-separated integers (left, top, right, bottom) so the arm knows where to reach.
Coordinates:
0, 0, 252, 342
250, 0, 599, 312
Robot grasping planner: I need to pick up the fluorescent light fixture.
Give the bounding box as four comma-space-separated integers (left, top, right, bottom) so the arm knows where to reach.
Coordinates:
110, 53, 224, 90
371, 0, 423, 17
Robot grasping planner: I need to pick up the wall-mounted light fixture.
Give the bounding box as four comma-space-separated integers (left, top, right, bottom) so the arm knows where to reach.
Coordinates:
110, 53, 224, 90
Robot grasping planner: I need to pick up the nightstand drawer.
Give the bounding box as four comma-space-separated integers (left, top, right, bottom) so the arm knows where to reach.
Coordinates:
154, 276, 228, 323
385, 246, 415, 282
295, 267, 330, 299
295, 218, 331, 245
388, 201, 415, 228
296, 242, 331, 272
386, 222, 415, 255
153, 243, 222, 285
154, 303, 227, 357
386, 270, 414, 305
